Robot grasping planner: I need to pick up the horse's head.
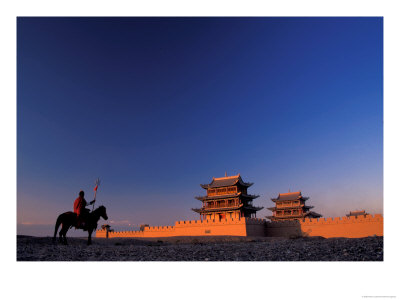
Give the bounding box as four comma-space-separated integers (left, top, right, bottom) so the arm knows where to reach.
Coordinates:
97, 205, 108, 220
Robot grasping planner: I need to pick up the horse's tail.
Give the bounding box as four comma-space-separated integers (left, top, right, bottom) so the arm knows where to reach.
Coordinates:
53, 215, 62, 242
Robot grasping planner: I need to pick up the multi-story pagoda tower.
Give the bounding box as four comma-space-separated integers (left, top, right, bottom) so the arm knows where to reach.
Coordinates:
266, 191, 322, 221
192, 174, 263, 220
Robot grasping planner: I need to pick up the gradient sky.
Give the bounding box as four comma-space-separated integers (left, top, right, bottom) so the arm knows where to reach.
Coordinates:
17, 17, 383, 236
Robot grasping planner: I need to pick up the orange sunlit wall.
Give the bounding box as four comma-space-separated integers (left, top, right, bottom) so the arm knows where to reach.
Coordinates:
96, 214, 382, 239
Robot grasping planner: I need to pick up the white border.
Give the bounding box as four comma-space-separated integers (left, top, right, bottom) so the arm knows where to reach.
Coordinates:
1, 1, 399, 300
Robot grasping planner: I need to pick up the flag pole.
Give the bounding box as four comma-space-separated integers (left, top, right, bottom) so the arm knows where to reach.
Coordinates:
93, 178, 100, 211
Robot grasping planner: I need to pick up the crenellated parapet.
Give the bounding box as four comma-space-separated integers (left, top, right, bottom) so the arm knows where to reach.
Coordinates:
96, 214, 383, 239
244, 217, 266, 225
265, 214, 383, 238
96, 217, 266, 238
300, 214, 382, 225
175, 217, 246, 226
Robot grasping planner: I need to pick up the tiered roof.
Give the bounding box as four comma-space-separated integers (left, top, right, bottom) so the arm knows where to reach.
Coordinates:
200, 174, 253, 189
192, 203, 244, 214
193, 174, 263, 216
195, 192, 259, 201
267, 191, 322, 221
271, 191, 309, 202
267, 205, 315, 211
266, 211, 322, 220
306, 211, 322, 218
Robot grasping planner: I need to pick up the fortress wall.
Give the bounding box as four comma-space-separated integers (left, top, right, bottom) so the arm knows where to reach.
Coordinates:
96, 225, 176, 238
138, 225, 176, 237
108, 230, 146, 238
265, 214, 383, 238
95, 217, 265, 238
95, 230, 107, 238
96, 214, 382, 239
173, 218, 248, 236
244, 218, 267, 236
265, 220, 304, 237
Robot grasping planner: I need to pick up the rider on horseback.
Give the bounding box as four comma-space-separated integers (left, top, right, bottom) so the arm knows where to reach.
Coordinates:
74, 190, 95, 229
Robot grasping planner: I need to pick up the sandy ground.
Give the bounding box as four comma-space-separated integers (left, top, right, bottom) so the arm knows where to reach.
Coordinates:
17, 235, 383, 261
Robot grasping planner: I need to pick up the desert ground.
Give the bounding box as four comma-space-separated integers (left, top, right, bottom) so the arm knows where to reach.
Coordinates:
17, 235, 383, 261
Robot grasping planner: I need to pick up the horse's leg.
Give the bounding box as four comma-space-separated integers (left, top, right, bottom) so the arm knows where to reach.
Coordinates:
60, 224, 69, 245
53, 215, 62, 244
59, 228, 63, 244
87, 229, 92, 245
63, 228, 69, 245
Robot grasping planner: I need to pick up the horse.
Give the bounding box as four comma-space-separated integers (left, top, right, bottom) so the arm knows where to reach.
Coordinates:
53, 205, 108, 245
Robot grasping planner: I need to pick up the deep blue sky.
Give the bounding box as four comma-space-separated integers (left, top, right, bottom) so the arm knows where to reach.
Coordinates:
17, 17, 383, 236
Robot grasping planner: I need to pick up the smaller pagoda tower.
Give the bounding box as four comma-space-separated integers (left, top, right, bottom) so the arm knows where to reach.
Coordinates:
266, 191, 321, 221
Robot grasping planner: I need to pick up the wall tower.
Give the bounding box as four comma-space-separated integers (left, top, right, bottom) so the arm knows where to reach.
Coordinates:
266, 191, 321, 221
192, 174, 263, 220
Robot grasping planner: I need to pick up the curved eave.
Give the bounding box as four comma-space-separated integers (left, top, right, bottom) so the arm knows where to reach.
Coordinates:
242, 194, 259, 199
271, 197, 309, 202
201, 178, 254, 189
270, 211, 322, 220
243, 206, 263, 212
195, 192, 260, 201
268, 204, 307, 211
235, 178, 253, 188
305, 211, 322, 218
192, 204, 244, 213
195, 193, 242, 201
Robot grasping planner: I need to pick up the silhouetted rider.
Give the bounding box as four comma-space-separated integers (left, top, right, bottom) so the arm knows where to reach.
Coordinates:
73, 190, 95, 228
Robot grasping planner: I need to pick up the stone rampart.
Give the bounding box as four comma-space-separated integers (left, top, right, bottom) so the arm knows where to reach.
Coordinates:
265, 214, 383, 238
96, 214, 383, 239
96, 217, 266, 238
